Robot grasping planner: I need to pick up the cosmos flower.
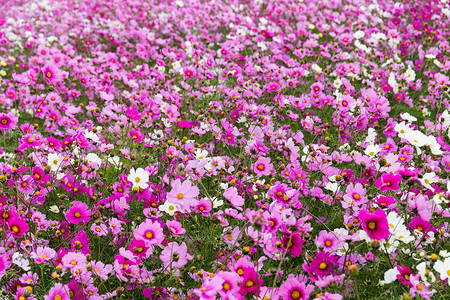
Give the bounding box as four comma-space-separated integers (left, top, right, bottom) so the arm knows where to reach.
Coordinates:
358, 209, 390, 240
279, 277, 314, 300
166, 179, 199, 210
65, 201, 92, 225
42, 63, 62, 84
128, 167, 150, 191
252, 156, 274, 177
134, 219, 164, 246
0, 112, 18, 131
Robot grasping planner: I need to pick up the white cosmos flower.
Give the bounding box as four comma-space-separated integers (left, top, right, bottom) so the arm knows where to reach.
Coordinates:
159, 201, 180, 216
386, 212, 414, 244
49, 205, 60, 213
439, 110, 450, 129
211, 197, 223, 208
12, 253, 31, 271
364, 144, 381, 157
433, 192, 448, 206
401, 112, 417, 122
394, 121, 412, 139
128, 167, 149, 191
380, 267, 399, 285
86, 153, 102, 165
433, 257, 450, 286
388, 72, 399, 93
194, 149, 208, 160
47, 153, 64, 172
404, 66, 416, 83
419, 172, 439, 190
108, 156, 122, 168
417, 262, 436, 285
423, 135, 443, 155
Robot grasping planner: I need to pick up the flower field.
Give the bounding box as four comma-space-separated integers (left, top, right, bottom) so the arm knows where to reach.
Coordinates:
0, 0, 450, 299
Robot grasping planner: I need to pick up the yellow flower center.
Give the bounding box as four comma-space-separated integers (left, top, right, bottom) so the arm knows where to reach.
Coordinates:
291, 291, 301, 299
145, 232, 153, 239
74, 212, 81, 218
177, 193, 184, 199
319, 262, 327, 270
1, 119, 7, 125
11, 225, 19, 233
368, 222, 376, 230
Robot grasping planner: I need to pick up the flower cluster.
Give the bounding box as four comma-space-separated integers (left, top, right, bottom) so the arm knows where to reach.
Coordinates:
0, 0, 449, 299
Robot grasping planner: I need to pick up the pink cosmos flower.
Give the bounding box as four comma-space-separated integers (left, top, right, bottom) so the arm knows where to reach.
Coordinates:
71, 230, 90, 255
0, 253, 11, 281
7, 216, 29, 238
183, 67, 196, 79
166, 179, 199, 210
396, 265, 413, 286
166, 220, 186, 236
305, 251, 339, 280
409, 274, 436, 299
160, 242, 192, 268
216, 271, 241, 297
65, 201, 92, 225
31, 247, 56, 265
44, 283, 70, 300
129, 129, 143, 143
128, 239, 153, 259
238, 267, 263, 295
279, 277, 314, 300
195, 199, 212, 216
282, 233, 304, 257
252, 156, 274, 177
375, 173, 401, 191
134, 219, 164, 246
0, 113, 18, 131
61, 252, 87, 270
315, 230, 345, 252
89, 260, 113, 281
42, 63, 62, 84
194, 275, 224, 299
223, 187, 245, 210
358, 209, 390, 240
90, 223, 109, 237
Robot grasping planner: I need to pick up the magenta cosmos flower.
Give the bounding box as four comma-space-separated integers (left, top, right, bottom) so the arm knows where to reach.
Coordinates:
166, 179, 199, 210
0, 253, 11, 281
65, 201, 92, 225
279, 277, 314, 300
0, 113, 18, 131
375, 173, 401, 191
7, 216, 29, 238
42, 63, 62, 84
282, 232, 304, 257
252, 156, 274, 177
44, 283, 70, 300
134, 219, 164, 246
358, 209, 390, 240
